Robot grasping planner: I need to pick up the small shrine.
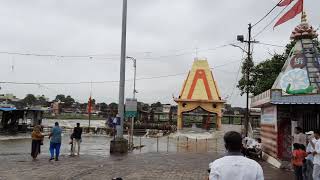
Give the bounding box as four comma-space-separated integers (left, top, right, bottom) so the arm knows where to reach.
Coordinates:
251, 13, 320, 166
174, 59, 225, 130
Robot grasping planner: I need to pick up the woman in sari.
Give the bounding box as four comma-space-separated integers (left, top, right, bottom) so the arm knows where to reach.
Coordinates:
31, 125, 44, 160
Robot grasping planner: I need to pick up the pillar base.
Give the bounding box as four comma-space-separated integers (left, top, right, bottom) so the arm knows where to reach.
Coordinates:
110, 138, 128, 154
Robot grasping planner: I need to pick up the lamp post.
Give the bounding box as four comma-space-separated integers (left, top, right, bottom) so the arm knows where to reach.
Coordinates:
110, 0, 128, 154
126, 56, 137, 149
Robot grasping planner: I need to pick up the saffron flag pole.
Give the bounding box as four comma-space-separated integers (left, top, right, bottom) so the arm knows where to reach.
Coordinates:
274, 0, 303, 28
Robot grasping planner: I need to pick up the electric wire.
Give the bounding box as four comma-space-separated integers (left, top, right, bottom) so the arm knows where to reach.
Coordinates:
252, 0, 282, 27
253, 5, 289, 38
257, 42, 286, 48
0, 59, 240, 85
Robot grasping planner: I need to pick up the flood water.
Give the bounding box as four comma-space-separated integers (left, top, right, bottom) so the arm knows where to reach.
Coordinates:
41, 119, 107, 128
0, 120, 229, 157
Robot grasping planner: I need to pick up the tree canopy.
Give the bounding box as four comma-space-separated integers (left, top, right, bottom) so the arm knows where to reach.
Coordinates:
22, 94, 37, 106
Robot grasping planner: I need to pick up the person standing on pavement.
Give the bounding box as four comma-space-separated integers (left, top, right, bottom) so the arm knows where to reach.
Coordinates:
292, 143, 307, 180
303, 131, 316, 180
312, 130, 320, 180
49, 122, 62, 161
208, 131, 264, 180
294, 127, 307, 149
72, 123, 82, 156
31, 125, 44, 160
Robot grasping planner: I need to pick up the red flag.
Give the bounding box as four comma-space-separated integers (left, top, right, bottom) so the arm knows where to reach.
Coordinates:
88, 96, 92, 114
274, 0, 303, 28
278, 0, 294, 6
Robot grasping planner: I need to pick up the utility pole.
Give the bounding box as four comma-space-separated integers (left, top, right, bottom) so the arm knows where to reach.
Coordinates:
245, 23, 252, 137
117, 0, 127, 139
236, 23, 258, 137
110, 0, 128, 154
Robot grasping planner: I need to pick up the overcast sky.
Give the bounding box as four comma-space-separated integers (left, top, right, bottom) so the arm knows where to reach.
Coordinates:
0, 0, 319, 107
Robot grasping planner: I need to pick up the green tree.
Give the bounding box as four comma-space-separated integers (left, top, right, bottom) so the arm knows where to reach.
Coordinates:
237, 57, 255, 96
98, 103, 108, 112
151, 102, 162, 108
55, 94, 66, 102
64, 95, 75, 107
37, 95, 48, 106
252, 54, 286, 95
109, 102, 118, 110
22, 94, 37, 106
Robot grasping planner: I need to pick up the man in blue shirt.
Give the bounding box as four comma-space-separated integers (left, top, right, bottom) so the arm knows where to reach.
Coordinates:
49, 122, 62, 161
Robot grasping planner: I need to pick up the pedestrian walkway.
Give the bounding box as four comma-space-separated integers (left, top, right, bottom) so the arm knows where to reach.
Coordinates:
0, 152, 293, 180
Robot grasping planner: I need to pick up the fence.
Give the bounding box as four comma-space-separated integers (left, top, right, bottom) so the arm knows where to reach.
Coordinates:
129, 135, 224, 154
42, 127, 227, 154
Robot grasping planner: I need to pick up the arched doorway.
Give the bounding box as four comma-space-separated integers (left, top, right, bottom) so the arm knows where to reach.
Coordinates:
182, 106, 216, 130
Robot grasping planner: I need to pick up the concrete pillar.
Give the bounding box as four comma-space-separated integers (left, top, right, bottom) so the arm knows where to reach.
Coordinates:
177, 113, 183, 130
216, 114, 222, 130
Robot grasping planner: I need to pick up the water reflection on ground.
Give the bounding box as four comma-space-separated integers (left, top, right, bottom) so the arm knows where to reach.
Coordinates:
0, 124, 241, 157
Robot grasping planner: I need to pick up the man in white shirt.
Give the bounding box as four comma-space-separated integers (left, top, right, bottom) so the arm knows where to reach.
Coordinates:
312, 130, 320, 180
209, 131, 264, 180
303, 131, 315, 180
293, 127, 307, 147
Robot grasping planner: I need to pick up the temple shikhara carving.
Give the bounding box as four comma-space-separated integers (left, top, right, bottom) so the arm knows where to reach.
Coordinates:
174, 59, 225, 130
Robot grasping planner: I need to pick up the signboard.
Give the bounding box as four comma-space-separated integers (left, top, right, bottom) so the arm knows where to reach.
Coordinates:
113, 116, 120, 126
261, 106, 277, 125
290, 54, 306, 68
125, 98, 137, 118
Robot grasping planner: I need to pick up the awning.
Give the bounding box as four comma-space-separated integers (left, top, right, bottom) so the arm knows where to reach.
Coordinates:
0, 107, 17, 111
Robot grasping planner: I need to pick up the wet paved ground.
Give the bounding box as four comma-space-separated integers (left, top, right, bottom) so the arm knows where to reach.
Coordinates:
0, 152, 293, 180
0, 125, 293, 179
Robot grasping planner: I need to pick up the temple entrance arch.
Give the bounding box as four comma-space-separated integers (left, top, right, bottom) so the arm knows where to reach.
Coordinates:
174, 59, 225, 130
181, 106, 217, 130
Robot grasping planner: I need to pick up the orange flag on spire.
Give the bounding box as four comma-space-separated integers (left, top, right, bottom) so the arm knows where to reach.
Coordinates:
274, 0, 303, 28
278, 0, 294, 7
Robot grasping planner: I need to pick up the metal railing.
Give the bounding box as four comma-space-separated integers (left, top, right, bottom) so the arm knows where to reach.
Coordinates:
129, 136, 222, 154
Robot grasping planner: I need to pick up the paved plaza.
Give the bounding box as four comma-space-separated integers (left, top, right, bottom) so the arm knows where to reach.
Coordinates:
0, 152, 293, 180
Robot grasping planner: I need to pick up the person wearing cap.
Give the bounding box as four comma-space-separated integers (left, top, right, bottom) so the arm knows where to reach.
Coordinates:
303, 131, 316, 180
48, 122, 62, 161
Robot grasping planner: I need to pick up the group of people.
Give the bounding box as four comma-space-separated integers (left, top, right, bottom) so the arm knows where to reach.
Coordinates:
207, 128, 320, 180
292, 127, 320, 180
31, 122, 83, 161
